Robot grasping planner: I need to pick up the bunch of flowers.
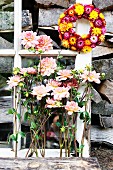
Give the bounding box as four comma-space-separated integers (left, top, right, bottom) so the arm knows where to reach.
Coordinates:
58, 3, 106, 53
7, 31, 104, 158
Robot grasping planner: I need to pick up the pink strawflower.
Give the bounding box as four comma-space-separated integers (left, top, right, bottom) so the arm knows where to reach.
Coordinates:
90, 35, 98, 43
94, 19, 103, 27
7, 75, 23, 88
84, 5, 94, 14
20, 31, 38, 49
101, 27, 106, 34
80, 70, 101, 84
56, 70, 73, 81
46, 98, 62, 108
38, 57, 57, 76
63, 32, 70, 39
52, 87, 70, 100
36, 35, 53, 52
65, 101, 79, 115
47, 79, 61, 90
76, 39, 85, 49
32, 85, 50, 100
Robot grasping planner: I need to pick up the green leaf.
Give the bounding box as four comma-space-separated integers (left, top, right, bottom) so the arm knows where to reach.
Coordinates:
24, 112, 29, 121
9, 134, 17, 142
57, 55, 63, 59
30, 122, 37, 130
35, 135, 39, 140
56, 122, 61, 127
18, 131, 26, 138
17, 113, 21, 120
8, 108, 16, 114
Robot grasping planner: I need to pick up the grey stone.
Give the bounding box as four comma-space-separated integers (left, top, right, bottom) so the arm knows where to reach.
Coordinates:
92, 58, 113, 80
0, 37, 13, 49
99, 115, 113, 128
35, 0, 69, 8
91, 88, 102, 104
0, 57, 13, 73
0, 10, 32, 30
92, 100, 113, 116
39, 8, 64, 27
93, 0, 113, 10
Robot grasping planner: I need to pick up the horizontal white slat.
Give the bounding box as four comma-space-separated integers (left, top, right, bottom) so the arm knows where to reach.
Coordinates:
0, 49, 15, 56
19, 49, 77, 57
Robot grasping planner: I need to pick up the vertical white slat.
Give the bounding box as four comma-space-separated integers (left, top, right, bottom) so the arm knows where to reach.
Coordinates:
14, 0, 22, 151
75, 0, 92, 157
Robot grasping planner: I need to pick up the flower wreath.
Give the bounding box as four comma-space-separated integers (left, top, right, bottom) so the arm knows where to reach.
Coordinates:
58, 3, 106, 53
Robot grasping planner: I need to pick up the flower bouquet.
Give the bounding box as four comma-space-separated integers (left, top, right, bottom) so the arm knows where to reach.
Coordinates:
7, 31, 104, 158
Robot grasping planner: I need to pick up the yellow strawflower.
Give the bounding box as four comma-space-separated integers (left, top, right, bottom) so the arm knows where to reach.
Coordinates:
82, 46, 92, 53
92, 27, 101, 36
89, 10, 98, 20
69, 36, 76, 45
60, 13, 65, 19
99, 13, 105, 19
75, 4, 84, 15
99, 34, 105, 42
62, 39, 70, 48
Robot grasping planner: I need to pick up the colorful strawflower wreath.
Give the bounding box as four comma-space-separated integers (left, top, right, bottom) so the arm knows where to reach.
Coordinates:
58, 3, 106, 53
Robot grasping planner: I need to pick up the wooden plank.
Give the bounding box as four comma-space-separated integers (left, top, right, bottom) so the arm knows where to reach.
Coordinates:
0, 50, 15, 56
0, 157, 101, 170
19, 49, 77, 57
75, 0, 92, 158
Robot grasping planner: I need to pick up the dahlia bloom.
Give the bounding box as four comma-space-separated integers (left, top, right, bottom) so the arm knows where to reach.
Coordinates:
32, 85, 50, 100
52, 87, 70, 100
65, 101, 79, 115
46, 98, 62, 108
80, 70, 101, 84
38, 57, 57, 76
36, 35, 53, 52
56, 70, 73, 81
20, 31, 38, 49
7, 75, 24, 88
20, 67, 37, 75
47, 79, 61, 90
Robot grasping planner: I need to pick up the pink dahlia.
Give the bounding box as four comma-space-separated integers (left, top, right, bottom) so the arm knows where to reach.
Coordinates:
20, 31, 38, 49
20, 67, 37, 75
38, 57, 57, 76
46, 98, 62, 108
52, 87, 70, 100
47, 79, 61, 90
32, 85, 50, 100
36, 35, 53, 52
65, 101, 79, 115
56, 69, 73, 81
7, 75, 23, 88
80, 70, 101, 84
